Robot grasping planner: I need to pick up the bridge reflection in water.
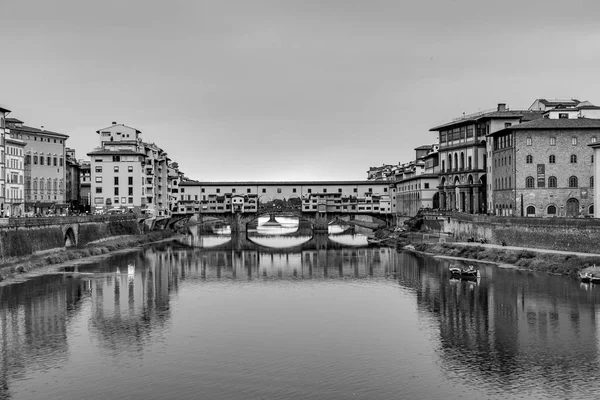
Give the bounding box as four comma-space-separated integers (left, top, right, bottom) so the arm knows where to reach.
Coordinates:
2, 239, 600, 398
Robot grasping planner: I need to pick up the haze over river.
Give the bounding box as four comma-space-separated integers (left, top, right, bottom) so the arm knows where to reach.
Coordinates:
2, 223, 600, 399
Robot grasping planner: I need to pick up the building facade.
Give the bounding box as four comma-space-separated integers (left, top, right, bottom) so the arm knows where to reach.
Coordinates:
65, 148, 81, 212
490, 118, 599, 217
0, 106, 10, 216
431, 104, 543, 214
5, 118, 69, 214
4, 135, 26, 216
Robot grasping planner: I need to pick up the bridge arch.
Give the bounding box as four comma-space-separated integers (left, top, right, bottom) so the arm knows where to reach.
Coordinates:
64, 227, 77, 247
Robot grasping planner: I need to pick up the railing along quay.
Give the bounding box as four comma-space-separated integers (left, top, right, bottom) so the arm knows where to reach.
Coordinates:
1, 214, 140, 227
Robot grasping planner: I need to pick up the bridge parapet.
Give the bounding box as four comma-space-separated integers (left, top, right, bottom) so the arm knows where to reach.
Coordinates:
4, 214, 139, 228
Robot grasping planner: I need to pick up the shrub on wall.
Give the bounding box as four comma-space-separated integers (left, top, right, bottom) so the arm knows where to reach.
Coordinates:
0, 227, 64, 258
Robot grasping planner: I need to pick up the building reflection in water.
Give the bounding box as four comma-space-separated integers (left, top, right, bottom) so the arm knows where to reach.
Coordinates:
2, 231, 600, 398
390, 251, 600, 398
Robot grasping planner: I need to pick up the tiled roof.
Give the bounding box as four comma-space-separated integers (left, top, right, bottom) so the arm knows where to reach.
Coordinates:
8, 122, 69, 138
429, 110, 542, 131
488, 118, 600, 137
538, 98, 580, 106
96, 123, 141, 134
510, 118, 600, 130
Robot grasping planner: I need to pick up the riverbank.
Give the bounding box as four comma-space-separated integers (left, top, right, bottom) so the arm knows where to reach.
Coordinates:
407, 242, 600, 277
0, 230, 177, 283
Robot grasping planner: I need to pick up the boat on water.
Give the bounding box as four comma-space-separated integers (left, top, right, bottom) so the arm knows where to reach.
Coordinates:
449, 265, 479, 279
367, 236, 385, 244
580, 272, 592, 283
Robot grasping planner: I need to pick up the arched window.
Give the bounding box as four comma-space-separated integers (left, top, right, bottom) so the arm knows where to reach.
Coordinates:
570, 154, 577, 163
548, 176, 557, 188
591, 176, 594, 188
454, 153, 458, 171
549, 155, 555, 163
448, 155, 452, 171
525, 176, 535, 188
526, 205, 536, 216
569, 176, 578, 188
590, 205, 595, 215
33, 179, 38, 190
460, 152, 465, 170
547, 205, 557, 215
526, 155, 533, 164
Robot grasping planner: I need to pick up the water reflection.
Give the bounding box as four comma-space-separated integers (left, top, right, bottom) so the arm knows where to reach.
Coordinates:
2, 237, 600, 398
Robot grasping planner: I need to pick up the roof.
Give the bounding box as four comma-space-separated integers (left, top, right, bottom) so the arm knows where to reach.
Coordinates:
87, 149, 147, 157
5, 117, 22, 123
414, 145, 434, 150
7, 121, 69, 138
180, 180, 393, 186
429, 110, 542, 131
488, 117, 600, 137
537, 98, 580, 106
96, 123, 141, 134
0, 105, 11, 113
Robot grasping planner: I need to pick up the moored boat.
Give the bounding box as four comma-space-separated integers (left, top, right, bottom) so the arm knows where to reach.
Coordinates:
449, 265, 479, 279
590, 274, 600, 284
580, 272, 592, 283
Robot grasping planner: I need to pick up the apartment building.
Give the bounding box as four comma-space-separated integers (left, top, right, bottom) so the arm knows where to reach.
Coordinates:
5, 118, 69, 215
88, 122, 173, 216
392, 145, 439, 217
4, 135, 26, 216
65, 148, 81, 212
79, 160, 91, 212
0, 106, 9, 216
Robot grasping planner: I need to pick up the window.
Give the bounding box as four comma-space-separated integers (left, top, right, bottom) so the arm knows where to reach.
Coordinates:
128, 166, 133, 172
247, 188, 251, 193
121, 197, 126, 204
307, 189, 312, 193
114, 166, 119, 172
353, 188, 357, 193
504, 123, 512, 128
47, 157, 51, 165
113, 155, 121, 162
526, 206, 536, 216
526, 155, 533, 164
262, 188, 266, 193
424, 183, 429, 189
591, 176, 594, 188
53, 157, 57, 166
550, 137, 556, 146
59, 157, 63, 167
547, 205, 556, 215
128, 177, 133, 185
95, 177, 102, 183
114, 177, 119, 185
525, 176, 535, 188
569, 176, 578, 188
548, 176, 557, 188
549, 155, 555, 163
216, 188, 220, 193
40, 157, 44, 165
592, 136, 598, 143
526, 137, 532, 146
95, 166, 103, 173
95, 187, 102, 193
277, 188, 281, 193
114, 197, 119, 204
559, 113, 569, 119
128, 197, 134, 204
572, 137, 577, 146
114, 187, 119, 195
128, 187, 133, 196
570, 154, 577, 163
33, 155, 38, 165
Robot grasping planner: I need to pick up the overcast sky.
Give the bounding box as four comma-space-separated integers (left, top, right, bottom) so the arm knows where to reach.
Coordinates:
2, 0, 600, 181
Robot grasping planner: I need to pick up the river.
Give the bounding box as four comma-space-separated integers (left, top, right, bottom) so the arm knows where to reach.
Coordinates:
1, 222, 600, 399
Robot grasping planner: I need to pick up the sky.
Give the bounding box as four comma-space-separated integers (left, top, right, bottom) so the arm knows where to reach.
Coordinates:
2, 0, 600, 182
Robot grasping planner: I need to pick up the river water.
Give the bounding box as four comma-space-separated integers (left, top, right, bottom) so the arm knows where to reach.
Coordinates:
1, 222, 600, 399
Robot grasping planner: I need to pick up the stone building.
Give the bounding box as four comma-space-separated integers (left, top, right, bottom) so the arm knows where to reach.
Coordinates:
5, 118, 69, 215
489, 117, 600, 217
430, 104, 542, 214
0, 105, 10, 215
65, 148, 81, 212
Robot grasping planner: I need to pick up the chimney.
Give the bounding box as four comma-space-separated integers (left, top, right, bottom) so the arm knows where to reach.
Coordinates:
497, 103, 507, 112
112, 121, 117, 125
41, 126, 44, 131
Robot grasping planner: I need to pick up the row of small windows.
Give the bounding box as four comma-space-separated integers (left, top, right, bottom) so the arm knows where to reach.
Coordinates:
25, 155, 64, 167
95, 166, 134, 173
525, 136, 596, 146
524, 205, 594, 215
525, 154, 592, 164
195, 187, 380, 194
524, 176, 592, 188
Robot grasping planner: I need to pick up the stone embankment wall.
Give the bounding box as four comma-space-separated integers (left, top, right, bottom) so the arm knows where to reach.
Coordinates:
423, 214, 600, 253
0, 216, 141, 259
